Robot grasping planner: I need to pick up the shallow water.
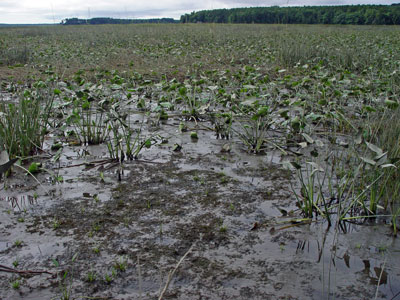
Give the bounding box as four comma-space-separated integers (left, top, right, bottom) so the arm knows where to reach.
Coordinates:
0, 113, 399, 300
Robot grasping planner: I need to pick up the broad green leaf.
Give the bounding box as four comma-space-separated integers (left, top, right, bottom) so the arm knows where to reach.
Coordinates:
362, 105, 376, 113
254, 106, 269, 119
179, 87, 187, 96
385, 99, 399, 109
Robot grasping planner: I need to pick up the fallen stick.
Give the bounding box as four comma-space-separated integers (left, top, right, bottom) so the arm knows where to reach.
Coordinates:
60, 159, 112, 169
0, 264, 54, 276
158, 244, 194, 300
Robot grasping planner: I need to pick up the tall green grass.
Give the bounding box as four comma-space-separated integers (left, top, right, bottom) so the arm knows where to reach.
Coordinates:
293, 106, 400, 231
0, 83, 54, 158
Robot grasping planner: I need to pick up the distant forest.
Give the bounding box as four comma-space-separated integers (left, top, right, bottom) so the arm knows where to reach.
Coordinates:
61, 5, 400, 26
61, 17, 178, 25
180, 4, 400, 25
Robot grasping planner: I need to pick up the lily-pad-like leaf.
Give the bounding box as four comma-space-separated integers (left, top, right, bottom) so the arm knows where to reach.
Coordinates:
252, 106, 270, 120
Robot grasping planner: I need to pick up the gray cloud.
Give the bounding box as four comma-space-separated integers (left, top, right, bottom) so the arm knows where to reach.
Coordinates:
0, 0, 398, 24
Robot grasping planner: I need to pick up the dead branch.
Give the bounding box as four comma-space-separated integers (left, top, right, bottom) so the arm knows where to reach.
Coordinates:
158, 244, 194, 300
0, 264, 54, 276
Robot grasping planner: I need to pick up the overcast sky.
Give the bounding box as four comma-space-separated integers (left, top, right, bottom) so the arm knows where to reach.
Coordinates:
0, 0, 398, 24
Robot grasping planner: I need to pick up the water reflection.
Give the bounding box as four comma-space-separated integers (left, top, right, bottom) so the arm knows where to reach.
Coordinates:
294, 232, 398, 299
2, 195, 37, 211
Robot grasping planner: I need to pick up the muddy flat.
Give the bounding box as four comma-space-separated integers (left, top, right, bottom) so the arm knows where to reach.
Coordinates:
1, 118, 399, 300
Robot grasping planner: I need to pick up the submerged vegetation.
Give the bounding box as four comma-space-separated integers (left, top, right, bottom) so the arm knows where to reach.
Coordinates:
0, 23, 400, 298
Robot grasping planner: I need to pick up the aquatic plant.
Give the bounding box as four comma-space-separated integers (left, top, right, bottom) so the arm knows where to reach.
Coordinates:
11, 279, 20, 289
0, 82, 55, 158
232, 99, 282, 153
65, 84, 110, 146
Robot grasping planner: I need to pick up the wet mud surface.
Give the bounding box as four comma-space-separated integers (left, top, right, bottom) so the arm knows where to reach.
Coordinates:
1, 119, 400, 300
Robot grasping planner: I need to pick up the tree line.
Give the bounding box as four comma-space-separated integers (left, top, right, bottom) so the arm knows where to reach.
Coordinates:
180, 4, 400, 25
61, 18, 178, 25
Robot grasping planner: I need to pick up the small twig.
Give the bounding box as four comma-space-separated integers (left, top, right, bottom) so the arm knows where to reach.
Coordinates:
61, 159, 113, 169
374, 258, 387, 300
0, 264, 54, 276
390, 290, 400, 300
104, 162, 121, 171
14, 164, 50, 196
78, 297, 111, 300
134, 159, 166, 165
158, 244, 194, 300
